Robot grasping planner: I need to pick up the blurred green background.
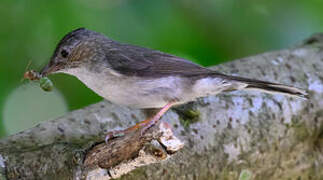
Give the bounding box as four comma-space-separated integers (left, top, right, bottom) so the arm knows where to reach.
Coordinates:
1, 0, 322, 137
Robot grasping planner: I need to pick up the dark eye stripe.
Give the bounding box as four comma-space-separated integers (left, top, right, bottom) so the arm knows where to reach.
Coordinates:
61, 49, 69, 58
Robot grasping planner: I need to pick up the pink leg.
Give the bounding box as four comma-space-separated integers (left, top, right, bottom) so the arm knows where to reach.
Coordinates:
105, 102, 174, 143
140, 102, 174, 135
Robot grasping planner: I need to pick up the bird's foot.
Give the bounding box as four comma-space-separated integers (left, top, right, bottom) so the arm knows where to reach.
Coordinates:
104, 118, 152, 144
140, 116, 159, 136
105, 102, 174, 144
105, 130, 126, 144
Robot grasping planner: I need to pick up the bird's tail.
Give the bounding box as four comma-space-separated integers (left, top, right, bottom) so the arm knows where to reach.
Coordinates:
223, 75, 309, 99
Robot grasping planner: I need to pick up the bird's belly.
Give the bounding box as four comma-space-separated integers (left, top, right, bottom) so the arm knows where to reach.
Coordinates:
66, 68, 189, 108
100, 84, 170, 108
99, 77, 187, 108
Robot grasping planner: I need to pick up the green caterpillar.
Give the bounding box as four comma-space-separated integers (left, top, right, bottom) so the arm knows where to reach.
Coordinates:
39, 77, 54, 92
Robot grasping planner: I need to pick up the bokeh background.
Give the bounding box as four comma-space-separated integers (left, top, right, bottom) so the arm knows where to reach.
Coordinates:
1, 0, 323, 137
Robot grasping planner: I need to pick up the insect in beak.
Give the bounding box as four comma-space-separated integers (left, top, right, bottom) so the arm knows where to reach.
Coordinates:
24, 66, 54, 92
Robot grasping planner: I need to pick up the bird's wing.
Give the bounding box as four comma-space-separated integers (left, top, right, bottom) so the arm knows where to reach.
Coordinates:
104, 42, 215, 78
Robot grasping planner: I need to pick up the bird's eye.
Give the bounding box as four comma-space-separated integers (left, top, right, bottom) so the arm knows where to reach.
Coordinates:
61, 49, 69, 58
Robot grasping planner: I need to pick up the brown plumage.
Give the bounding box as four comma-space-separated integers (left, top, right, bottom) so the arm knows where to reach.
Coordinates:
40, 28, 308, 142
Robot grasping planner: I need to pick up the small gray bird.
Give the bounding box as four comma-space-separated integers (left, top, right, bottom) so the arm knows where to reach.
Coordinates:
41, 28, 308, 141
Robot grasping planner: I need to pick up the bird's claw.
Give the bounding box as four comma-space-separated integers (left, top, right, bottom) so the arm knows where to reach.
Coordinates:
140, 118, 158, 137
105, 130, 125, 144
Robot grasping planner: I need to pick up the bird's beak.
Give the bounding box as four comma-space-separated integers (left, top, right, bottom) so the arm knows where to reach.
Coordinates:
40, 63, 55, 76
40, 62, 63, 76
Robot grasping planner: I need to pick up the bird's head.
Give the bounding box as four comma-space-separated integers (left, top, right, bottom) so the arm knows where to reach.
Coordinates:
41, 28, 106, 76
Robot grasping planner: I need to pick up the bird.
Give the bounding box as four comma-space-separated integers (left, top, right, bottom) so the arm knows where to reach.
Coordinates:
40, 28, 308, 142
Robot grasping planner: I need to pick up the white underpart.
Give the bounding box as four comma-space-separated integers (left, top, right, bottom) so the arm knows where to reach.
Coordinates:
59, 67, 186, 108
60, 68, 249, 108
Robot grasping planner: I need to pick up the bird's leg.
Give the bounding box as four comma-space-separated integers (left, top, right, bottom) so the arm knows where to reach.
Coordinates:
139, 102, 174, 135
105, 102, 174, 143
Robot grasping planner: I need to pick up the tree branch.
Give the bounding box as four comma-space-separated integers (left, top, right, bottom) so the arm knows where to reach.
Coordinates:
1, 34, 323, 180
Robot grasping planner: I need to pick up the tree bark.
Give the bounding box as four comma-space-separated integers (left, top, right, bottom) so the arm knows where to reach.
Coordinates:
0, 34, 322, 180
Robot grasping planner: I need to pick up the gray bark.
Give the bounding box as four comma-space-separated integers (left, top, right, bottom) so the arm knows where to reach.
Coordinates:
0, 34, 323, 180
